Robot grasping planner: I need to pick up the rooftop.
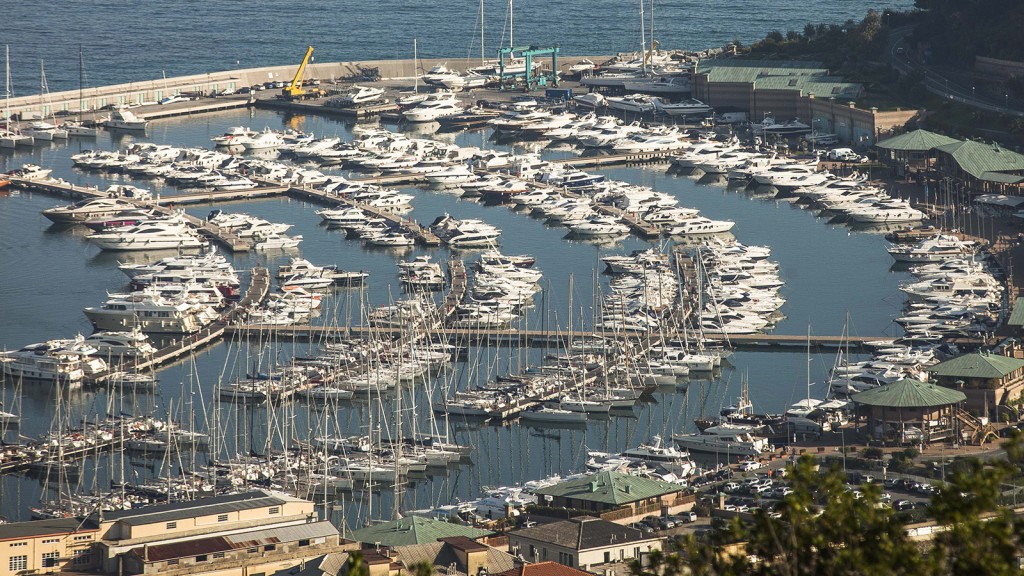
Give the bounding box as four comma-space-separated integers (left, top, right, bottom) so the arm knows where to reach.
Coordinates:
1009, 298, 1024, 327
929, 352, 1024, 378
396, 539, 518, 576
696, 59, 829, 84
129, 520, 339, 562
0, 518, 98, 542
102, 490, 295, 526
347, 516, 492, 547
494, 561, 593, 576
934, 140, 1024, 181
534, 470, 685, 506
852, 378, 967, 408
509, 517, 656, 551
875, 129, 961, 152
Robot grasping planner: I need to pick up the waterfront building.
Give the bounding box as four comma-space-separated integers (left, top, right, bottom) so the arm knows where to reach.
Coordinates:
0, 518, 101, 574
690, 59, 917, 146
507, 517, 662, 571
0, 491, 351, 575
932, 139, 1024, 194
494, 561, 593, 576
532, 471, 694, 524
874, 128, 959, 175
851, 378, 968, 445
928, 352, 1024, 419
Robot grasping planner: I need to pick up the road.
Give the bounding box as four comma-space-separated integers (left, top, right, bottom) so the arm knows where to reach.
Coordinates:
887, 25, 1023, 117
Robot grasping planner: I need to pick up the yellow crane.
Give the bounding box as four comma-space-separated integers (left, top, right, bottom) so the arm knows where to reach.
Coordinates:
282, 46, 326, 100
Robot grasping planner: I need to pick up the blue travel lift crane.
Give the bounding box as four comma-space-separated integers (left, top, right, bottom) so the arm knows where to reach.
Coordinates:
497, 45, 560, 91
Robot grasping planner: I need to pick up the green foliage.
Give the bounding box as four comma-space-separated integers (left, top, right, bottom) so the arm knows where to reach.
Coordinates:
346, 551, 370, 576
910, 0, 1024, 64
630, 433, 1024, 576
863, 446, 885, 460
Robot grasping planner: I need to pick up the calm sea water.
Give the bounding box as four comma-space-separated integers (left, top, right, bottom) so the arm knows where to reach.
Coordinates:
4, 0, 914, 94
0, 0, 915, 523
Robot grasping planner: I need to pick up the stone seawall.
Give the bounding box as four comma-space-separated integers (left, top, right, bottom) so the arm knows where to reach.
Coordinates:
3, 55, 606, 119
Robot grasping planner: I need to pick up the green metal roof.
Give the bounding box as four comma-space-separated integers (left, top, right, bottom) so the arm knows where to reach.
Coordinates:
934, 140, 1024, 180
875, 129, 960, 152
697, 59, 828, 84
1009, 298, 1024, 326
979, 171, 1024, 184
534, 471, 684, 505
348, 516, 492, 547
852, 378, 966, 408
929, 352, 1024, 377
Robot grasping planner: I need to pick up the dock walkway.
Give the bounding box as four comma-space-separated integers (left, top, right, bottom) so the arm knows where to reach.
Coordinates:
87, 268, 270, 382
222, 324, 954, 351
442, 260, 467, 322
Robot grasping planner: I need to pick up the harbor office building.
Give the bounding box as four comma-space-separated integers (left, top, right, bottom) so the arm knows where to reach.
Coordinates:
692, 59, 918, 147
851, 378, 968, 445
0, 490, 353, 576
928, 352, 1024, 420
531, 471, 694, 524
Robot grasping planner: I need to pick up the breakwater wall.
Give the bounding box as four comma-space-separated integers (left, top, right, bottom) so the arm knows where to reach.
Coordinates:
2, 55, 606, 120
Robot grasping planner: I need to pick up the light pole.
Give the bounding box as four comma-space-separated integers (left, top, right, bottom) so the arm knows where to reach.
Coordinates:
972, 85, 976, 101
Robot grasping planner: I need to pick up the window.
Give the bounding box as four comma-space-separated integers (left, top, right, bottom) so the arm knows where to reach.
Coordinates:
604, 552, 611, 563
196, 555, 208, 562
41, 538, 60, 544
9, 542, 27, 548
73, 551, 92, 566
268, 507, 279, 514
74, 535, 92, 541
298, 539, 310, 547
247, 547, 258, 554
168, 559, 179, 566
213, 552, 225, 559
263, 544, 276, 552
166, 522, 177, 529
634, 547, 641, 559
217, 514, 229, 522
42, 551, 60, 567
10, 555, 27, 571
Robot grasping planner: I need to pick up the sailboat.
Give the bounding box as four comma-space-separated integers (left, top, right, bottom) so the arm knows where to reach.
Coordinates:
0, 45, 34, 148
66, 47, 98, 137
22, 60, 69, 142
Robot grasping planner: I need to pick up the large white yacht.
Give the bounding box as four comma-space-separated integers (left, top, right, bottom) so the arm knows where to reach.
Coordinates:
403, 99, 464, 122
887, 234, 976, 263
81, 328, 158, 358
672, 425, 773, 457
1, 340, 107, 384
42, 197, 139, 223
83, 293, 219, 333
87, 220, 205, 251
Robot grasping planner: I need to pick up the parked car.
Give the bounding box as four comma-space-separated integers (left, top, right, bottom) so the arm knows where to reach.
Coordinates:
740, 460, 764, 471
894, 500, 915, 511
723, 482, 741, 493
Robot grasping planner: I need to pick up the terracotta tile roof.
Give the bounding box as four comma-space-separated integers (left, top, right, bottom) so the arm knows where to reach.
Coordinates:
495, 561, 593, 576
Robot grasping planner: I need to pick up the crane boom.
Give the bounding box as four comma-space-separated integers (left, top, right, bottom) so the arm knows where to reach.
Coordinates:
282, 46, 325, 100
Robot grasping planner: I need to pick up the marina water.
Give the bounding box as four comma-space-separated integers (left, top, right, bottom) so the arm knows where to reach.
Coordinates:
0, 106, 911, 526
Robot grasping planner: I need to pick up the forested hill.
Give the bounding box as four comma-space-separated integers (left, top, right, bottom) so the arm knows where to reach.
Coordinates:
912, 0, 1024, 64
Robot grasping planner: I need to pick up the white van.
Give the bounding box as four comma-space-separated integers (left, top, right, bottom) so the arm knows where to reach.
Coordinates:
826, 147, 863, 162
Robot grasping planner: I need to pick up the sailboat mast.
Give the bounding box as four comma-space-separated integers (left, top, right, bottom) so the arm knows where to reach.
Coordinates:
4, 45, 10, 132
413, 39, 418, 93
481, 0, 486, 65
650, 0, 655, 58
509, 0, 514, 47
78, 46, 84, 120
639, 0, 647, 75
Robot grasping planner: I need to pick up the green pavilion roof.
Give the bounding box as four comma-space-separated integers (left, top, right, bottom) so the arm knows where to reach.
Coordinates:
348, 516, 492, 547
534, 471, 684, 506
1009, 298, 1024, 326
875, 129, 960, 152
852, 378, 966, 408
929, 352, 1024, 378
934, 140, 1024, 180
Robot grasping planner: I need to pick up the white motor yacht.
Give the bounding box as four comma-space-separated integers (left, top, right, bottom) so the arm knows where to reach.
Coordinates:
673, 427, 772, 457
650, 97, 713, 117
42, 197, 139, 223
241, 128, 285, 151
669, 217, 735, 235
87, 221, 205, 251
104, 108, 148, 130
84, 293, 217, 333
606, 95, 656, 113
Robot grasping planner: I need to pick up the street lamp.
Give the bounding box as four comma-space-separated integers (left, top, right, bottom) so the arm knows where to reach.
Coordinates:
972, 85, 976, 100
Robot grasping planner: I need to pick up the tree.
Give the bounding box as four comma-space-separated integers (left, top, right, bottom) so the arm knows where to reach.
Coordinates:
630, 433, 1024, 576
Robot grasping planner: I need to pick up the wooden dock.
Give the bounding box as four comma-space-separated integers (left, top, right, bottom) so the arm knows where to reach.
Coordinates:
256, 97, 399, 119
283, 183, 441, 246
221, 323, 964, 352
136, 96, 253, 121
442, 260, 467, 322
155, 185, 291, 206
